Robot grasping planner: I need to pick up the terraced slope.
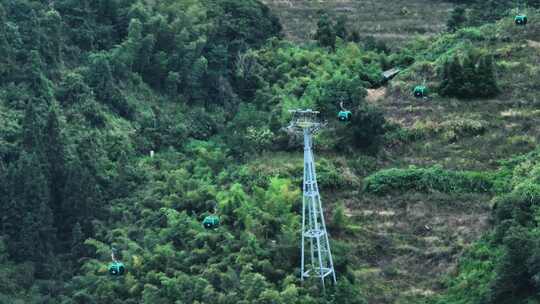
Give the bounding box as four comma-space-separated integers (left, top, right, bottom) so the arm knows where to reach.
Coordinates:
262, 0, 454, 44
347, 193, 490, 304
357, 18, 540, 303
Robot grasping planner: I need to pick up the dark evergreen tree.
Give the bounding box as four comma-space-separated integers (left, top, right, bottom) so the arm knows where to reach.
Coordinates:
44, 105, 67, 237
26, 50, 54, 103
528, 236, 540, 292
21, 99, 45, 156
348, 30, 361, 42
460, 52, 477, 97
206, 44, 231, 103
440, 50, 498, 99
487, 225, 534, 304
0, 3, 16, 83
186, 56, 208, 102
315, 12, 336, 50
0, 161, 7, 236
87, 52, 115, 103
62, 157, 102, 235
57, 72, 93, 105
39, 9, 63, 65
70, 222, 85, 262
447, 6, 467, 32
348, 105, 386, 150
440, 56, 463, 97
335, 15, 348, 40
5, 152, 55, 271
476, 54, 499, 98
165, 72, 180, 97
135, 34, 155, 74
55, 0, 125, 50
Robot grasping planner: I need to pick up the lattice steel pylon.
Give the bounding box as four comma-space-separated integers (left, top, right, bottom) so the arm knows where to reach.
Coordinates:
288, 109, 337, 288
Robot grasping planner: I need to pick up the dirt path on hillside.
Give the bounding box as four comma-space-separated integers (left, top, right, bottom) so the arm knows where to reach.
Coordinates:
367, 87, 387, 103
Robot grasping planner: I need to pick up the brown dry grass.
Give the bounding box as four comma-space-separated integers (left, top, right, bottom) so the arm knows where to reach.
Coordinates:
262, 0, 454, 46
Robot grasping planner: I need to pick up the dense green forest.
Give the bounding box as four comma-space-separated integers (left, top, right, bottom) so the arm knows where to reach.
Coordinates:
1, 0, 540, 303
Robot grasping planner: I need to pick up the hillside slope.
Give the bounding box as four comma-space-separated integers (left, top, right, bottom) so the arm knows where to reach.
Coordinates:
262, 0, 453, 44
260, 1, 540, 302
1, 0, 540, 303
344, 10, 540, 304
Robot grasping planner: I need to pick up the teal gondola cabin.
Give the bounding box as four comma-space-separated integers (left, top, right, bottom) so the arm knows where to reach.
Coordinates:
203, 215, 220, 229
108, 261, 125, 276
413, 86, 427, 98
338, 110, 352, 122
515, 15, 528, 25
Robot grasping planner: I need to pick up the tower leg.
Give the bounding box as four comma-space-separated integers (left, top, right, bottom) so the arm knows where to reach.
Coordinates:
301, 195, 306, 281
300, 129, 336, 287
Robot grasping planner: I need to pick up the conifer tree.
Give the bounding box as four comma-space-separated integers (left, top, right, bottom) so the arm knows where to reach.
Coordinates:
0, 3, 14, 82
40, 9, 63, 65
487, 225, 533, 303
315, 12, 336, 50
6, 152, 55, 269
57, 72, 93, 105
461, 52, 476, 97
476, 54, 499, 98
335, 15, 348, 40
27, 50, 54, 103
70, 222, 85, 261
0, 161, 7, 236
62, 157, 102, 234
21, 100, 45, 157
440, 50, 499, 99
136, 34, 155, 74
166, 72, 180, 96
187, 56, 209, 102
44, 105, 67, 233
447, 6, 467, 32
87, 52, 115, 102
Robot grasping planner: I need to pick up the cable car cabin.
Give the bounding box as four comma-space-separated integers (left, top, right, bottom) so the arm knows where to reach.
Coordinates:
413, 86, 427, 98
203, 215, 220, 229
515, 15, 528, 25
338, 110, 352, 122
108, 261, 125, 276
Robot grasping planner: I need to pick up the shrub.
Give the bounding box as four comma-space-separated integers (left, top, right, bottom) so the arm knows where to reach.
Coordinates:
383, 123, 424, 147
315, 159, 350, 189
439, 48, 499, 99
447, 6, 467, 32
440, 117, 488, 142
364, 165, 493, 195
336, 104, 386, 151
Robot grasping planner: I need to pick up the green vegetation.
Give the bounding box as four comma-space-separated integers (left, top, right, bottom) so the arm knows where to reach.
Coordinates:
2, 0, 540, 303
439, 47, 499, 99
364, 166, 494, 195
433, 149, 540, 304
0, 0, 386, 302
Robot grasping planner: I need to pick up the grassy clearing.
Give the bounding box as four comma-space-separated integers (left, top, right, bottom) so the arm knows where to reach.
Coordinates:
342, 192, 491, 304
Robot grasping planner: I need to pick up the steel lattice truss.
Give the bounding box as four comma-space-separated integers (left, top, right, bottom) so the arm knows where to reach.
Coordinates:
288, 109, 336, 288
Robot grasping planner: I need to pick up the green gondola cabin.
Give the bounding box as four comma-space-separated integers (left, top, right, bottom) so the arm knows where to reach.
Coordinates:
338, 110, 352, 122
203, 215, 220, 229
413, 86, 427, 98
515, 15, 528, 25
108, 261, 125, 276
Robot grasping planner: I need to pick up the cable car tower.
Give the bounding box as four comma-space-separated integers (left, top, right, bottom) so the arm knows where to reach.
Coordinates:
288, 109, 336, 288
